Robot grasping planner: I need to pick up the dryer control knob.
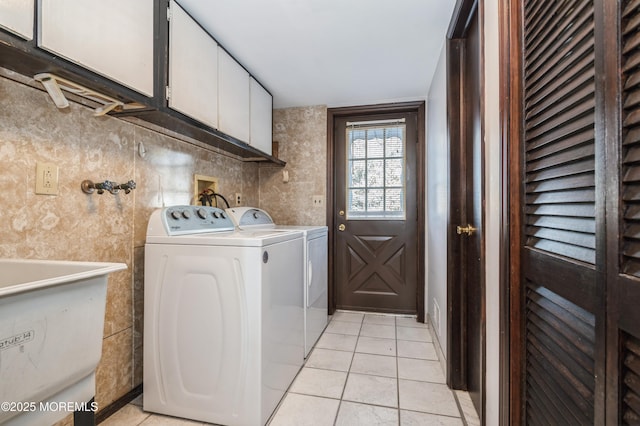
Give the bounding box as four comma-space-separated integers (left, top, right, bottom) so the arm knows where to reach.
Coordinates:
253, 212, 259, 219
197, 208, 207, 219
182, 210, 191, 219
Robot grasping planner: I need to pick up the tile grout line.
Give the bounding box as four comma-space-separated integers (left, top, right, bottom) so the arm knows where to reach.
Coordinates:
451, 390, 470, 426
395, 318, 402, 425
332, 314, 363, 426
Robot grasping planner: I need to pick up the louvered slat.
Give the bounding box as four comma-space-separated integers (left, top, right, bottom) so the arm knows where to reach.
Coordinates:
622, 0, 640, 278
623, 333, 640, 425
526, 173, 594, 193
624, 0, 640, 18
523, 0, 595, 264
526, 98, 595, 141
526, 144, 594, 172
526, 159, 594, 182
525, 283, 596, 424
526, 215, 595, 234
525, 203, 594, 218
525, 82, 594, 127
525, 2, 592, 81
525, 52, 594, 112
526, 115, 594, 152
625, 128, 640, 145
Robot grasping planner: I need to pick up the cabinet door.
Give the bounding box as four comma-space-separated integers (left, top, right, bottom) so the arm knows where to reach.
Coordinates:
250, 78, 272, 156
38, 0, 154, 96
218, 48, 250, 143
168, 0, 218, 129
0, 0, 34, 40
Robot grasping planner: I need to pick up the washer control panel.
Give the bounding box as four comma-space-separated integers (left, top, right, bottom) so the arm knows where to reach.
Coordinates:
161, 205, 235, 235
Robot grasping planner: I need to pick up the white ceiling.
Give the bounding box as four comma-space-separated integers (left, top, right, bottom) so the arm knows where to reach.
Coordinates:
177, 0, 457, 109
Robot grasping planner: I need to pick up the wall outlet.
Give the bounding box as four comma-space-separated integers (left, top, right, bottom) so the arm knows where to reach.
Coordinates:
312, 195, 324, 207
235, 193, 242, 206
35, 162, 59, 195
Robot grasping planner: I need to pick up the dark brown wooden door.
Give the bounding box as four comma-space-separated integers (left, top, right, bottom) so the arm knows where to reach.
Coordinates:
512, 0, 604, 423
333, 110, 419, 314
447, 1, 484, 420
611, 1, 640, 423
522, 0, 601, 423
505, 0, 640, 424
462, 6, 484, 418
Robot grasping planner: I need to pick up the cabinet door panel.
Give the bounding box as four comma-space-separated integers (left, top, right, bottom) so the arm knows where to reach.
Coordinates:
39, 0, 154, 96
0, 0, 34, 40
169, 0, 218, 129
218, 48, 250, 143
250, 78, 272, 155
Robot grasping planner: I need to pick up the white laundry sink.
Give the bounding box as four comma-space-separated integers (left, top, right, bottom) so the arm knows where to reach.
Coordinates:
0, 259, 126, 426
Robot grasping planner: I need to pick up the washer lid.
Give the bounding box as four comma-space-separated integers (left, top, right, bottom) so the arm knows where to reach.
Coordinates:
273, 225, 328, 238
225, 207, 275, 228
146, 228, 303, 246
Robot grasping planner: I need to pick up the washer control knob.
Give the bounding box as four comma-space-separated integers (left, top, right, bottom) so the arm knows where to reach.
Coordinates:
220, 212, 227, 219
197, 208, 207, 219
182, 210, 191, 219
213, 211, 220, 219
170, 210, 181, 220
253, 212, 259, 219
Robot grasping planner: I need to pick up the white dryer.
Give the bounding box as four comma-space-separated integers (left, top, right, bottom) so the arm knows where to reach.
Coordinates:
144, 205, 304, 426
226, 207, 328, 357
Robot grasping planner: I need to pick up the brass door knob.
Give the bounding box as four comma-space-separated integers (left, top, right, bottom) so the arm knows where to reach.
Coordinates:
338, 224, 346, 232
456, 224, 476, 236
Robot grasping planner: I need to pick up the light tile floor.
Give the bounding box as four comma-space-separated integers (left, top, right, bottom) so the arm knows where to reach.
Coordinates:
102, 312, 480, 426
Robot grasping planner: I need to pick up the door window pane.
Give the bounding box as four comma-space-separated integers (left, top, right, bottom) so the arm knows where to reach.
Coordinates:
350, 160, 366, 187
367, 129, 385, 158
350, 130, 366, 159
367, 159, 384, 187
346, 122, 406, 219
385, 159, 403, 186
349, 189, 366, 212
367, 188, 384, 211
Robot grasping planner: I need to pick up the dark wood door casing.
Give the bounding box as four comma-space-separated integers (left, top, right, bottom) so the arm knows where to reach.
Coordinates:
326, 102, 425, 321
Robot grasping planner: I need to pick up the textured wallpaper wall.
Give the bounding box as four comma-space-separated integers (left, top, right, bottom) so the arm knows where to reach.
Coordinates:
260, 105, 328, 226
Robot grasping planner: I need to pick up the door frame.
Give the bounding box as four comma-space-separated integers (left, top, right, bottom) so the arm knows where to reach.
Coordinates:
326, 101, 426, 321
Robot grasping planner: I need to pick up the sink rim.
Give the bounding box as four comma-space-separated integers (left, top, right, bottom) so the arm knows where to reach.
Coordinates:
0, 258, 127, 297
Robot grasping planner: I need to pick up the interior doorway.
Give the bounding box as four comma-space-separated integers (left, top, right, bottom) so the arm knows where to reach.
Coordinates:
327, 102, 425, 320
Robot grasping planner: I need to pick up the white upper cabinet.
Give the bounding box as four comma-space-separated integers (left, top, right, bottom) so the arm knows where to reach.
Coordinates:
218, 47, 250, 143
38, 0, 154, 96
168, 0, 218, 129
0, 0, 34, 40
250, 78, 272, 156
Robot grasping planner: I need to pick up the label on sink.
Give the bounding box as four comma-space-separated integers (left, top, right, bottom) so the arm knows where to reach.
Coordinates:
0, 330, 34, 351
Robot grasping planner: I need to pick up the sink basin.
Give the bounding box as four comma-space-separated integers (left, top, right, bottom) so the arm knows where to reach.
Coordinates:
0, 259, 126, 426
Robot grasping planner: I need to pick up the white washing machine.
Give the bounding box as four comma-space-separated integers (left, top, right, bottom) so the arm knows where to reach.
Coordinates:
144, 205, 304, 426
226, 207, 328, 357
